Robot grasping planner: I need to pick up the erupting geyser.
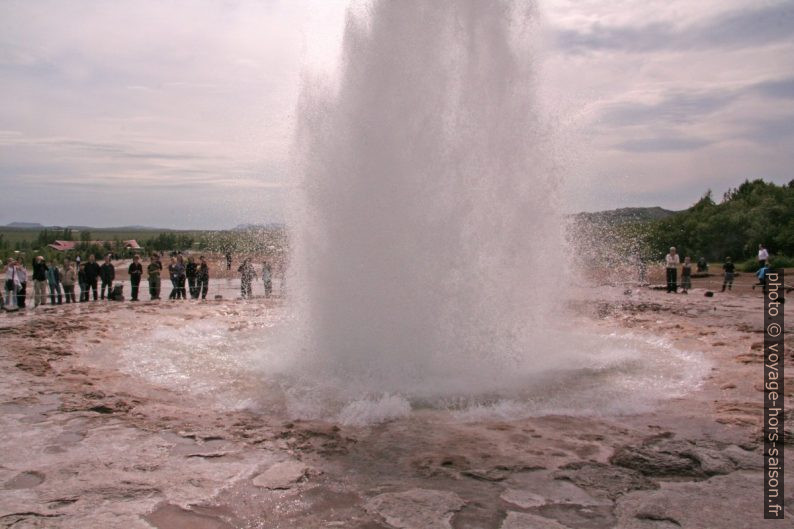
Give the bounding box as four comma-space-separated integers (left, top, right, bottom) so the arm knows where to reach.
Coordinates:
288, 0, 564, 398
115, 0, 708, 422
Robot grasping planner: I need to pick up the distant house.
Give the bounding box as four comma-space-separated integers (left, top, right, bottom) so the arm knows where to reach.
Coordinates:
47, 240, 142, 252
48, 240, 77, 252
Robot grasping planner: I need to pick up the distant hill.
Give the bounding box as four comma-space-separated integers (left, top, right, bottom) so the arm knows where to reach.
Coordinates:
5, 222, 44, 228
232, 223, 285, 231
4, 223, 184, 232
575, 206, 678, 224
73, 225, 164, 231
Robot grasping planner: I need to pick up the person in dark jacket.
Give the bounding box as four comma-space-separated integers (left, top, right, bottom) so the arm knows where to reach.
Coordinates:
78, 263, 88, 302
262, 261, 273, 298
167, 257, 178, 300
128, 255, 143, 301
721, 257, 735, 292
84, 254, 101, 301
147, 254, 162, 300
197, 256, 209, 300
175, 255, 187, 299
46, 262, 62, 304
16, 259, 27, 308
32, 255, 48, 307
99, 254, 115, 300
238, 258, 256, 299
185, 256, 198, 299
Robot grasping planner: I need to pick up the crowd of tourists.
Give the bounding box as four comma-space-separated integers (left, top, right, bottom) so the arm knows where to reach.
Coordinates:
1, 252, 280, 311
1, 244, 777, 312
662, 243, 772, 294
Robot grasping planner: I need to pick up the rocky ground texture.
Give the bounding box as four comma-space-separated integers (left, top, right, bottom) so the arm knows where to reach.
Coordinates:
1, 285, 792, 528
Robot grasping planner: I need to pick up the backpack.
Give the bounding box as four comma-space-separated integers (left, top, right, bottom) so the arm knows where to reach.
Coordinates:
109, 284, 125, 301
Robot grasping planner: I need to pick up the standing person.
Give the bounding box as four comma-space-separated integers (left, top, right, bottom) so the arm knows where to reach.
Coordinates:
754, 262, 770, 294
681, 256, 692, 294
696, 256, 708, 273
32, 256, 48, 307
175, 255, 187, 299
238, 258, 256, 299
99, 254, 115, 300
225, 252, 232, 271
78, 263, 88, 302
168, 256, 178, 300
721, 257, 735, 292
46, 260, 63, 305
147, 254, 162, 300
185, 256, 198, 299
277, 260, 287, 295
197, 256, 209, 300
758, 244, 769, 268
128, 255, 143, 301
633, 254, 647, 285
61, 259, 76, 303
16, 258, 28, 308
3, 258, 20, 310
262, 261, 273, 298
84, 254, 101, 301
665, 247, 680, 293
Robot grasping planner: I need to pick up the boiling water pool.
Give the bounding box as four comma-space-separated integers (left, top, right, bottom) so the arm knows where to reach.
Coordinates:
107, 307, 710, 426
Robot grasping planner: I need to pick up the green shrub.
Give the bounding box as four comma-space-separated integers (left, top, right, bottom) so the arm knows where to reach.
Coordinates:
770, 255, 794, 269
737, 257, 760, 272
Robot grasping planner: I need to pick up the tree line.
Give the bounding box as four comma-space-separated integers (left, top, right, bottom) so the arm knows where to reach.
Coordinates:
645, 179, 794, 269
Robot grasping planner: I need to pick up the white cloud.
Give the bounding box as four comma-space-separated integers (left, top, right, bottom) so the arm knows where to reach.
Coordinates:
0, 0, 792, 227
0, 0, 348, 228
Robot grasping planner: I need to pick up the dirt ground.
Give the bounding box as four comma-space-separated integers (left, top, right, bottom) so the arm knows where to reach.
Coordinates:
0, 280, 791, 528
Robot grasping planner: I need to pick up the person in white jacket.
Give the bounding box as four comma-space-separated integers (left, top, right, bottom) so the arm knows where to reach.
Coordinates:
3, 258, 20, 310
758, 244, 769, 267
665, 247, 680, 293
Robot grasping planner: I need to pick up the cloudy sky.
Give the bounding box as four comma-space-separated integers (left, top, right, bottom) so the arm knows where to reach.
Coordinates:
1, 0, 792, 228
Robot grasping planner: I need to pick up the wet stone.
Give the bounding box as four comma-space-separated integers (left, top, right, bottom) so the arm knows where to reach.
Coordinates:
500, 512, 572, 529
365, 488, 465, 529
609, 439, 744, 478
553, 462, 658, 500
143, 503, 235, 529
3, 471, 45, 489
252, 460, 309, 489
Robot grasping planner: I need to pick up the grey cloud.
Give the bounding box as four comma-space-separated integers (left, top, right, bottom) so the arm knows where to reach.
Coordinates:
556, 2, 794, 54
613, 136, 712, 153
741, 115, 794, 143
599, 76, 794, 129
600, 91, 737, 127
753, 77, 794, 99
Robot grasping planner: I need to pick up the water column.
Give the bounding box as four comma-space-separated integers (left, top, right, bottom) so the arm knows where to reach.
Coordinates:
289, 0, 563, 396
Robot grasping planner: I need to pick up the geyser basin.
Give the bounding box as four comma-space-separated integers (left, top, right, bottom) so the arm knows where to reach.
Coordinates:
110, 306, 709, 426
102, 2, 712, 426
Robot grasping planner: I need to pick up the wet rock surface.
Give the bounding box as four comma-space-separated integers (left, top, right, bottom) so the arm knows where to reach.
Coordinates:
0, 288, 791, 528
252, 460, 310, 489
609, 436, 759, 478
364, 489, 465, 529
552, 462, 658, 500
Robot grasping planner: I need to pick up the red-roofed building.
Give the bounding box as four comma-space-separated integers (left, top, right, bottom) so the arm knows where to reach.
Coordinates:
48, 240, 77, 252
48, 240, 142, 252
